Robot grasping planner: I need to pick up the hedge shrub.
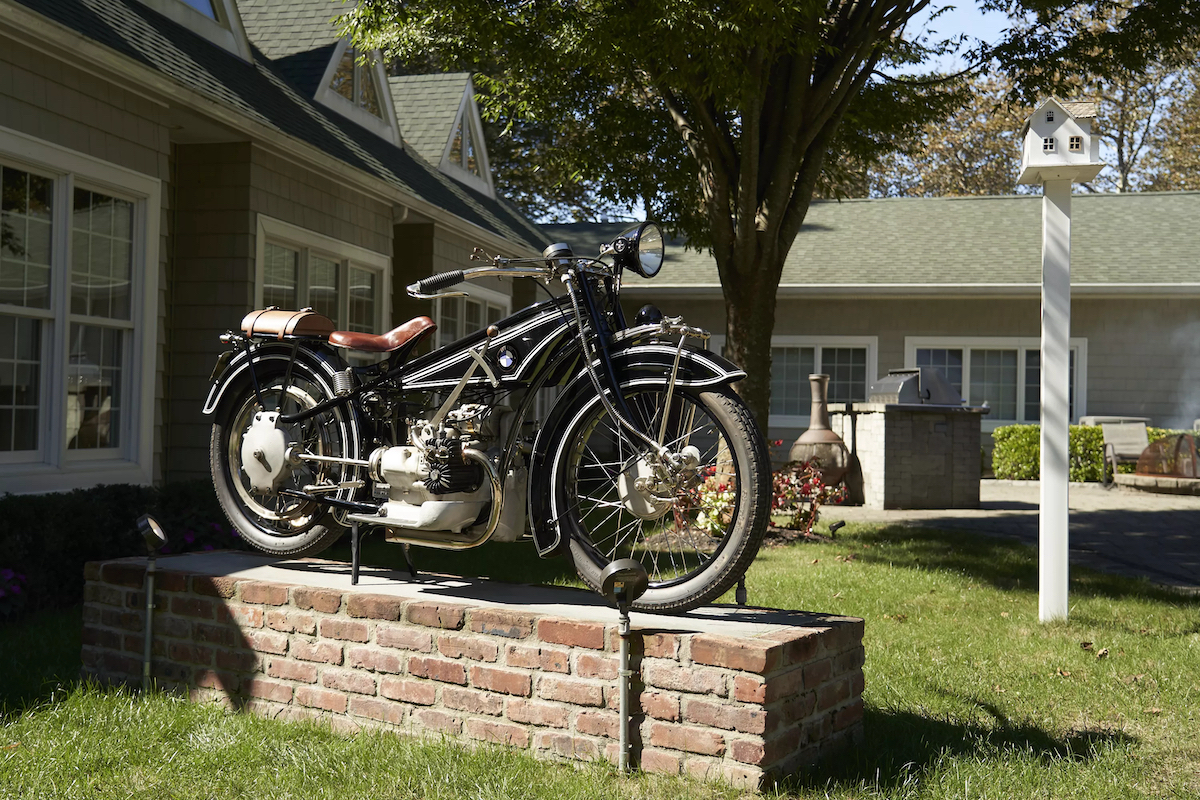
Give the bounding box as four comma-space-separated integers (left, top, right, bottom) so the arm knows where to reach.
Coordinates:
0, 481, 246, 622
992, 424, 1187, 482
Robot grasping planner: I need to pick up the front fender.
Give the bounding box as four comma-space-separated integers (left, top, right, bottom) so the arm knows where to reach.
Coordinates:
526, 342, 745, 557
202, 342, 347, 417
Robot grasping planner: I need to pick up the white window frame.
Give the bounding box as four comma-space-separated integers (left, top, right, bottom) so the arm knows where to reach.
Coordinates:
433, 283, 511, 348
314, 40, 403, 147
905, 336, 1088, 431
254, 215, 390, 335
709, 334, 878, 429
133, 0, 254, 61
0, 125, 160, 493
438, 84, 495, 197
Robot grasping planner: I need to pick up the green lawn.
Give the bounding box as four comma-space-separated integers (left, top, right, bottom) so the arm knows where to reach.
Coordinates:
2, 522, 1197, 798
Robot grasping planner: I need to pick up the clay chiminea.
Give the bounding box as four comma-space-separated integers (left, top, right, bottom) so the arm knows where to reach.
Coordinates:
788, 374, 849, 485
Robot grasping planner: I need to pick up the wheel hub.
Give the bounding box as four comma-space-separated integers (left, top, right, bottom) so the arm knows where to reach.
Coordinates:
240, 411, 291, 493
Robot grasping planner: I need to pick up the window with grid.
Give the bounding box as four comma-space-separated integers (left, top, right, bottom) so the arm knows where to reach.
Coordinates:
767, 342, 872, 422
330, 46, 383, 119
1069, 136, 1083, 152
434, 294, 508, 348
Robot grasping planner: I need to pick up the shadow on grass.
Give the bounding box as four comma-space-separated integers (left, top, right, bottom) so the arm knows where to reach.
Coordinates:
845, 524, 1200, 608
780, 705, 1136, 794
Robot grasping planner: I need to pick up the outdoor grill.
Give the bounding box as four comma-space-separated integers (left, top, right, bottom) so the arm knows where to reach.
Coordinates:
868, 367, 967, 408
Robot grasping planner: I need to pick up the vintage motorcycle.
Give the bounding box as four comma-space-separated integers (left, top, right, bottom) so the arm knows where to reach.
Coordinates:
203, 223, 770, 612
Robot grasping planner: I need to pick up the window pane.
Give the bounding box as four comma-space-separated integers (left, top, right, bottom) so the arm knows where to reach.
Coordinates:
0, 315, 41, 452
308, 255, 338, 320
331, 48, 355, 102
822, 347, 868, 403
71, 188, 133, 319
970, 349, 1017, 419
449, 123, 463, 167
0, 165, 54, 309
357, 62, 382, 117
916, 348, 963, 396
487, 303, 504, 326
770, 346, 815, 417
67, 323, 123, 450
465, 125, 478, 174
263, 243, 298, 309
177, 0, 217, 18
348, 266, 375, 333
1024, 349, 1075, 421
465, 298, 482, 333
437, 297, 461, 347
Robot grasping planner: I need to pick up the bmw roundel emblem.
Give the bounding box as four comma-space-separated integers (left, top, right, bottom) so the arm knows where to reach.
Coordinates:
498, 347, 516, 370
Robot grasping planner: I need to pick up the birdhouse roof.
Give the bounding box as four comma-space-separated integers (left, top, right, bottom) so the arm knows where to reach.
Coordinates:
1020, 97, 1098, 137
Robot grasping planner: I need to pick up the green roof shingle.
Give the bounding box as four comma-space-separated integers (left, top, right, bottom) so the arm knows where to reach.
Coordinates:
389, 73, 471, 166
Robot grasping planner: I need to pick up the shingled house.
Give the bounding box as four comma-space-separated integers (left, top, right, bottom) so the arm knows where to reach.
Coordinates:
548, 191, 1200, 450
0, 0, 545, 494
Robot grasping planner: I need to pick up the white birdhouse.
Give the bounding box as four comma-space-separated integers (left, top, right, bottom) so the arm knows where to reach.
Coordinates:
1017, 97, 1104, 185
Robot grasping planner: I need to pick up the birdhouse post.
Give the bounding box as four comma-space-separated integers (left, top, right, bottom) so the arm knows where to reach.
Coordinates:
1017, 98, 1104, 623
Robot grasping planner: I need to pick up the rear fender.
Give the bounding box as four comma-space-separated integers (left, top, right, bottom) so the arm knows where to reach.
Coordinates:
202, 343, 347, 417
526, 342, 744, 557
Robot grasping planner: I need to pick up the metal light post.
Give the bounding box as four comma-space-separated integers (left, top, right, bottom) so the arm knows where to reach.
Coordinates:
137, 514, 169, 691
599, 558, 648, 773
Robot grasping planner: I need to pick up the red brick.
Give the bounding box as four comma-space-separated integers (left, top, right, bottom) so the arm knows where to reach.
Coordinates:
443, 687, 504, 716
122, 634, 144, 654
267, 659, 318, 683
228, 605, 264, 629
642, 633, 681, 659
266, 610, 315, 634
292, 587, 342, 613
538, 676, 603, 707
537, 618, 605, 650
82, 605, 102, 624
171, 597, 215, 619
157, 572, 188, 592
85, 583, 126, 607
156, 616, 192, 639
192, 576, 238, 598
319, 619, 369, 643
833, 698, 863, 731
322, 668, 378, 696
803, 658, 832, 689
534, 732, 600, 760
720, 762, 765, 790
377, 625, 433, 652
575, 711, 618, 739
296, 686, 347, 713
780, 691, 817, 725
192, 622, 237, 647
82, 627, 122, 650
380, 677, 436, 705
734, 676, 763, 705
639, 749, 681, 775
408, 657, 467, 685
415, 709, 462, 734
763, 666, 807, 703
833, 647, 865, 675
84, 562, 103, 581
762, 726, 803, 763
168, 642, 213, 666
215, 648, 259, 672
101, 562, 146, 587
640, 691, 680, 722
850, 670, 865, 697
506, 699, 570, 728
193, 669, 239, 692
683, 699, 767, 734
648, 723, 725, 756
349, 696, 406, 725
469, 608, 535, 639
643, 661, 727, 697
691, 635, 779, 674
406, 602, 465, 630
346, 593, 405, 620
470, 666, 531, 697
684, 758, 718, 781
816, 676, 850, 712
241, 582, 290, 606
505, 645, 569, 673
100, 608, 143, 631
465, 718, 529, 748
346, 646, 403, 674
729, 739, 764, 765
245, 678, 293, 704
576, 653, 617, 680
803, 714, 831, 746
247, 631, 289, 655
292, 640, 343, 664
438, 634, 499, 662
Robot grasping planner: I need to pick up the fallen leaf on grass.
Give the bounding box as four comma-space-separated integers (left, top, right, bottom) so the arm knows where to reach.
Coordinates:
883, 613, 908, 623
832, 592, 843, 599
1123, 674, 1146, 684
1057, 669, 1072, 677
1096, 648, 1109, 659
1145, 708, 1163, 715
1081, 641, 1094, 650
1001, 612, 1010, 618
2, 743, 18, 750
811, 559, 819, 565
994, 685, 1006, 693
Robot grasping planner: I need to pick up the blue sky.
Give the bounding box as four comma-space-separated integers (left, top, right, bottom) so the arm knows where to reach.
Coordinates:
909, 2, 1012, 71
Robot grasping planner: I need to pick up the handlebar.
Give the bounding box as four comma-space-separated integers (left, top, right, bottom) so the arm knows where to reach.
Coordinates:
406, 258, 610, 300
414, 270, 465, 295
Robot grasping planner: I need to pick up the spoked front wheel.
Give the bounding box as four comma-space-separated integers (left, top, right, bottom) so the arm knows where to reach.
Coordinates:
549, 384, 770, 613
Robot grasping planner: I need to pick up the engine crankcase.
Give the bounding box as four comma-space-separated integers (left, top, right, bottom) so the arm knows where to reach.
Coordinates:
368, 444, 488, 533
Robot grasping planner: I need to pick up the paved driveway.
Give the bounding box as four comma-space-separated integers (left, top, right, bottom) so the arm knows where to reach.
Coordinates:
820, 480, 1200, 590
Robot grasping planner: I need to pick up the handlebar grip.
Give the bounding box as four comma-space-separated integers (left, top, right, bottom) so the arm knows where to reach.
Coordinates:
415, 270, 465, 294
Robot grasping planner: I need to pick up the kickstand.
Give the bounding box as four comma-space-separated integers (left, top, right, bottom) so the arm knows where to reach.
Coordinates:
735, 576, 747, 606
402, 543, 418, 579
351, 521, 361, 585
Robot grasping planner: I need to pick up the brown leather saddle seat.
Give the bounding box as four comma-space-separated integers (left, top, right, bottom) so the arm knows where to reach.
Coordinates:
329, 316, 436, 353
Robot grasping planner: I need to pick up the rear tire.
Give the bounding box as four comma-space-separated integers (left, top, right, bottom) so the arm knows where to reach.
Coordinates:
549, 384, 770, 613
209, 361, 359, 557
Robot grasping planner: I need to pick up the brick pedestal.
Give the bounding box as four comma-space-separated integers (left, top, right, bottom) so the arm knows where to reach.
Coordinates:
82, 552, 864, 789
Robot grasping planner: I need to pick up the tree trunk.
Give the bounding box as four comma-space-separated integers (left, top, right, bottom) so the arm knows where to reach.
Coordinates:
720, 249, 783, 435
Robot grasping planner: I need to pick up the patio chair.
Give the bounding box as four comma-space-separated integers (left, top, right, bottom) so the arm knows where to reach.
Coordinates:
1101, 422, 1149, 485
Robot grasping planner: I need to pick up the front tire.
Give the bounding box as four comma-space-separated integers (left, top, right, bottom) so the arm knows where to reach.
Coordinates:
209, 361, 359, 557
549, 384, 770, 613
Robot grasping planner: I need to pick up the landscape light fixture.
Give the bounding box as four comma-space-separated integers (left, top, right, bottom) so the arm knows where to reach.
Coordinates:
136, 514, 169, 691
599, 558, 649, 773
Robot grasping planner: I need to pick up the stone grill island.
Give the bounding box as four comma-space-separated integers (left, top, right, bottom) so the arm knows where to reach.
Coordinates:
82, 552, 864, 789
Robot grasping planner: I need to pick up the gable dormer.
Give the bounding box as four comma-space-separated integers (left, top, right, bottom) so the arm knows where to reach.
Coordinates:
390, 73, 495, 197
135, 0, 253, 61
314, 39, 403, 146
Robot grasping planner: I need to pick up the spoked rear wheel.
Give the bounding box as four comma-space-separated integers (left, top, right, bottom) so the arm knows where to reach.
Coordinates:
209, 364, 358, 557
550, 384, 770, 613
